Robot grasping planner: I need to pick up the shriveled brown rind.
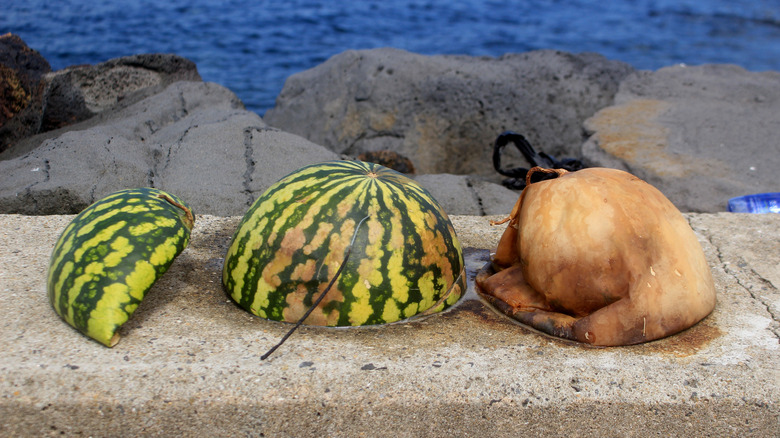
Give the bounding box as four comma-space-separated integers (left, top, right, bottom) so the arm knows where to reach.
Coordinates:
477, 168, 716, 346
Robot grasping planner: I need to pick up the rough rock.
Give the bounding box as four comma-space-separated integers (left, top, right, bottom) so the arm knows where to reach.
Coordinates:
264, 48, 635, 179
40, 53, 202, 132
0, 33, 52, 154
0, 81, 339, 216
414, 174, 519, 216
357, 150, 416, 174
582, 64, 780, 212
0, 67, 525, 217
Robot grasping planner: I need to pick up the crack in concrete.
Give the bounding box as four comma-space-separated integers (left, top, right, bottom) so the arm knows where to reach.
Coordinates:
204, 110, 243, 125
242, 127, 258, 207
147, 145, 164, 188
690, 216, 780, 341
465, 176, 486, 216
42, 159, 50, 182
155, 126, 195, 177
726, 263, 780, 341
142, 89, 190, 137
162, 143, 173, 172
178, 90, 189, 119
144, 119, 159, 135
749, 270, 780, 323
145, 109, 240, 190
172, 126, 194, 160
88, 183, 98, 204
239, 126, 280, 206
104, 137, 118, 176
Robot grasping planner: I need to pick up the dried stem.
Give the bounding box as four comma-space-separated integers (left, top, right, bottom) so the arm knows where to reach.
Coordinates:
525, 166, 569, 187
261, 215, 371, 360
157, 193, 195, 230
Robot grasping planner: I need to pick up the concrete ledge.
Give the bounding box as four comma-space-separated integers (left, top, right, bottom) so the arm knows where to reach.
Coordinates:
1, 213, 778, 436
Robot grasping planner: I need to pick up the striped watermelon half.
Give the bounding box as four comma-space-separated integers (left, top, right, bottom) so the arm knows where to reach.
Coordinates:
47, 187, 195, 347
222, 160, 465, 326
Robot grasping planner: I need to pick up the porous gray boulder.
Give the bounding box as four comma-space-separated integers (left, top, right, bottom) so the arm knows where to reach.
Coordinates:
0, 81, 339, 216
264, 48, 635, 178
582, 64, 780, 212
40, 53, 202, 132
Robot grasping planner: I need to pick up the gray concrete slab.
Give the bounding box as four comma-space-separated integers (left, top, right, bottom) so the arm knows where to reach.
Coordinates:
0, 213, 778, 436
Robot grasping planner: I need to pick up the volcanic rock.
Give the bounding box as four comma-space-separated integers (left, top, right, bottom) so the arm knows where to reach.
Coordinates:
0, 81, 339, 216
264, 48, 635, 179
582, 64, 780, 212
40, 53, 202, 132
0, 33, 52, 154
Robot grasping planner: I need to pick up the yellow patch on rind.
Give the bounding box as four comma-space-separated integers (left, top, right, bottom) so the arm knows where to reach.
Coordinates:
73, 221, 127, 262
149, 236, 180, 266
125, 260, 156, 301
104, 236, 133, 268
87, 282, 131, 345
348, 280, 373, 325
382, 298, 401, 323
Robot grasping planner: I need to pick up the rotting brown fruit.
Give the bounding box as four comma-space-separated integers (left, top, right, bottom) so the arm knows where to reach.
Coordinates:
475, 167, 716, 346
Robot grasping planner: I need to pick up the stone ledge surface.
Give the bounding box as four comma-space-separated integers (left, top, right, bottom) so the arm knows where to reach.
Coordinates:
0, 213, 778, 436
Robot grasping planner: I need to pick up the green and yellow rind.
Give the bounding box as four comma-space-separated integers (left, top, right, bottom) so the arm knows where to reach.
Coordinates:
47, 187, 195, 347
222, 160, 465, 326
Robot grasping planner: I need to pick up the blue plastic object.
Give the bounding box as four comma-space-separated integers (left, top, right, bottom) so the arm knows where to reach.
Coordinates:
727, 193, 780, 213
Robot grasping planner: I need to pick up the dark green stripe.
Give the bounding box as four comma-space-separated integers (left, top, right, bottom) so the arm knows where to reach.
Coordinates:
224, 160, 463, 325
234, 174, 365, 311
50, 188, 190, 266
48, 187, 192, 334
68, 232, 188, 331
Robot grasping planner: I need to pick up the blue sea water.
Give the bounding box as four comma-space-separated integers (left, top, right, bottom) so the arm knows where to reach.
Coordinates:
4, 0, 780, 115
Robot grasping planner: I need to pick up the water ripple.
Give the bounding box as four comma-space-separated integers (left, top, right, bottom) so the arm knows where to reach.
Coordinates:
3, 0, 778, 115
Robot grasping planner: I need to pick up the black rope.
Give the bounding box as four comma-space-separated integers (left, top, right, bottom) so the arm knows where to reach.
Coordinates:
492, 131, 585, 190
